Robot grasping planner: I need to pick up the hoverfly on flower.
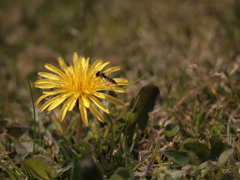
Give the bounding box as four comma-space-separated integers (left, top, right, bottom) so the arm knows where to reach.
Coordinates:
96, 71, 117, 85
35, 52, 128, 126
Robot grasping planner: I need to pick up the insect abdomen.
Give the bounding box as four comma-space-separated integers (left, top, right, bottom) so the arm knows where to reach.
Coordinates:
96, 71, 117, 85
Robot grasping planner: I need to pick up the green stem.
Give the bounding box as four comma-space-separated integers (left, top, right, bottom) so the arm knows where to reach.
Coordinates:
27, 76, 36, 156
76, 115, 83, 142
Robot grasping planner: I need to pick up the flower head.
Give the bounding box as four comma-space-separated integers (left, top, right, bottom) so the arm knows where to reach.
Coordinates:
35, 52, 128, 126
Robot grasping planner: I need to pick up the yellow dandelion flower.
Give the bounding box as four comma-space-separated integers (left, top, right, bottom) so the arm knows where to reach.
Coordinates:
35, 52, 128, 126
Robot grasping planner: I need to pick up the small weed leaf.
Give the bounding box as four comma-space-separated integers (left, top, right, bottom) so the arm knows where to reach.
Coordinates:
165, 165, 192, 179
70, 159, 104, 180
6, 126, 28, 140
109, 174, 125, 180
21, 156, 61, 180
162, 123, 180, 137
123, 85, 161, 144
179, 139, 198, 149
219, 148, 234, 165
183, 142, 211, 162
209, 138, 233, 162
152, 124, 161, 130
59, 140, 93, 161
70, 159, 83, 180
59, 140, 78, 160
109, 167, 134, 180
161, 150, 191, 167
72, 141, 93, 157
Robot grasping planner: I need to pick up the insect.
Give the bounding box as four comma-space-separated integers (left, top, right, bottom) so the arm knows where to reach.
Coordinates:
96, 71, 117, 85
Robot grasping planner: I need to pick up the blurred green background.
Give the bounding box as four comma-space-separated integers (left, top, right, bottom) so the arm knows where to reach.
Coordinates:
1, 0, 240, 123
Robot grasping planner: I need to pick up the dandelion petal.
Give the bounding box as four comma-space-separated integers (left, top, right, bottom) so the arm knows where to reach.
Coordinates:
36, 94, 50, 105
103, 94, 124, 106
89, 103, 105, 123
114, 78, 129, 85
89, 95, 109, 114
38, 72, 60, 80
79, 97, 89, 126
103, 66, 121, 75
45, 64, 63, 76
58, 57, 68, 71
